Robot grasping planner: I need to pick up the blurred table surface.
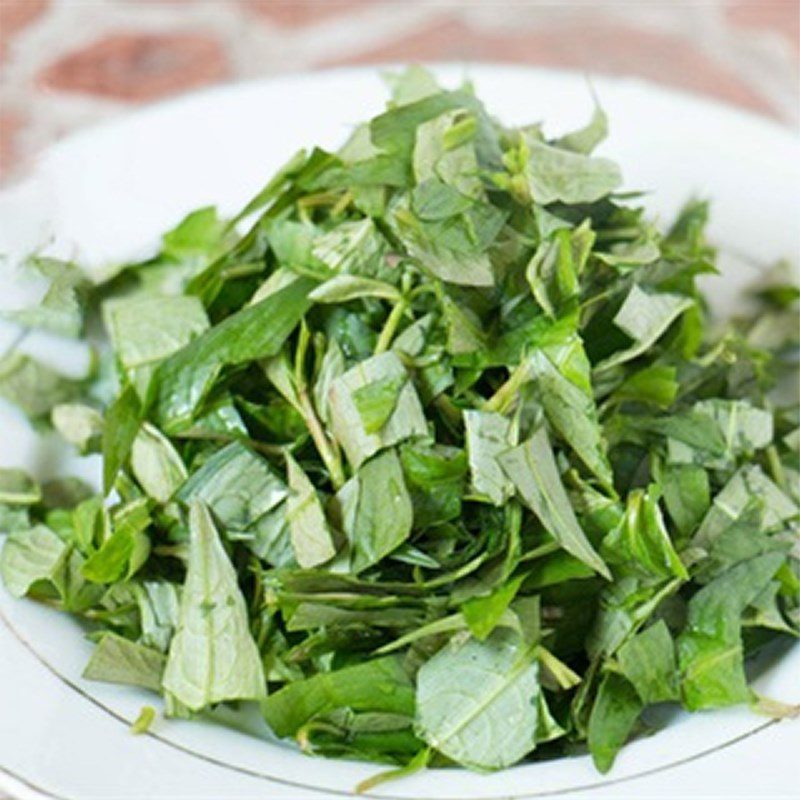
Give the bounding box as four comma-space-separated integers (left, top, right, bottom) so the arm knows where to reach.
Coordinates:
0, 0, 798, 183
0, 0, 798, 798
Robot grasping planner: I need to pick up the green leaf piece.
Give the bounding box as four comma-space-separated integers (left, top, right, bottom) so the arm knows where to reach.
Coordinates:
329, 352, 427, 469
499, 428, 610, 579
162, 501, 265, 710
415, 629, 540, 770
83, 633, 166, 692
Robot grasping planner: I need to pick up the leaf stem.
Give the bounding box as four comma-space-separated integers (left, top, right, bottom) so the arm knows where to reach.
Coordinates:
374, 299, 408, 355
483, 360, 532, 414
298, 387, 345, 490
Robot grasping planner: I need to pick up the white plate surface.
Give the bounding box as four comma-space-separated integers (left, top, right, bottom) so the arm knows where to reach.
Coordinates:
0, 65, 799, 800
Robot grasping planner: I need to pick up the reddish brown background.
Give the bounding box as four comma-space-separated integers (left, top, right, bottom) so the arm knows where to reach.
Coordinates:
0, 0, 799, 181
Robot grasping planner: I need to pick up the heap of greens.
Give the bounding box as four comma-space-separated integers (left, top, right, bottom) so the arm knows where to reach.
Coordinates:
1, 67, 798, 782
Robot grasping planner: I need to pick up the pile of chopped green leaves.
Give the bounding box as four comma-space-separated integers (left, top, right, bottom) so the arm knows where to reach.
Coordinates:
1, 66, 798, 780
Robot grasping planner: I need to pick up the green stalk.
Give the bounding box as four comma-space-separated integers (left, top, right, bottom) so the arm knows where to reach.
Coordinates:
293, 319, 345, 489
374, 299, 408, 355
483, 361, 532, 414
298, 387, 345, 490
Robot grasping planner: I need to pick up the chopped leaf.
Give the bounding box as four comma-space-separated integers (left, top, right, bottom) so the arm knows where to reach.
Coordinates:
554, 104, 608, 154
262, 656, 414, 738
0, 525, 67, 598
587, 672, 642, 773
102, 384, 142, 494
83, 633, 165, 692
461, 575, 525, 641
329, 352, 427, 469
525, 140, 622, 205
177, 441, 287, 531
152, 277, 315, 431
162, 501, 265, 710
415, 629, 540, 770
0, 468, 41, 505
616, 620, 679, 704
0, 351, 81, 420
529, 350, 613, 487
352, 373, 407, 435
4, 257, 91, 338
345, 450, 413, 573
595, 285, 692, 373
601, 486, 688, 580
285, 454, 336, 568
499, 428, 610, 579
464, 410, 516, 505
130, 705, 157, 735
309, 275, 400, 304
52, 403, 104, 453
130, 423, 187, 503
104, 294, 209, 372
678, 553, 784, 710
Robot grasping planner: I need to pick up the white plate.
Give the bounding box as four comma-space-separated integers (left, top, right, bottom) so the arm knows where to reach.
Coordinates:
0, 65, 798, 800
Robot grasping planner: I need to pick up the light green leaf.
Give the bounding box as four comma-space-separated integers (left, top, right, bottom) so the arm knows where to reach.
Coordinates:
529, 350, 613, 487
612, 364, 678, 409
352, 373, 407, 435
285, 454, 336, 569
0, 525, 67, 597
499, 428, 610, 579
83, 632, 165, 692
313, 338, 345, 427
51, 403, 104, 453
587, 672, 642, 773
130, 423, 187, 503
587, 576, 680, 660
0, 468, 41, 505
134, 580, 181, 653
248, 502, 294, 567
414, 109, 482, 198
385, 64, 442, 106
412, 178, 473, 220
525, 139, 621, 205
661, 464, 710, 538
666, 399, 773, 467
176, 441, 287, 531
526, 222, 593, 317
554, 105, 608, 154
0, 351, 81, 420
161, 206, 230, 264
415, 629, 540, 770
104, 294, 209, 371
464, 410, 516, 505
82, 498, 151, 584
601, 487, 688, 580
694, 465, 797, 549
162, 501, 265, 710
102, 384, 142, 494
329, 351, 427, 469
616, 620, 679, 704
442, 295, 485, 355
4, 257, 90, 338
595, 285, 692, 373
461, 575, 525, 641
344, 450, 413, 573
262, 655, 414, 738
312, 219, 388, 279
